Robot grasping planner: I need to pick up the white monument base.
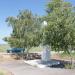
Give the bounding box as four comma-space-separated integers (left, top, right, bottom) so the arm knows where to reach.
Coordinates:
41, 46, 50, 62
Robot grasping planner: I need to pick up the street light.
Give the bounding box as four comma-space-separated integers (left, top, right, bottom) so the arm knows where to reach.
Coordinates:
41, 21, 48, 46
41, 21, 48, 28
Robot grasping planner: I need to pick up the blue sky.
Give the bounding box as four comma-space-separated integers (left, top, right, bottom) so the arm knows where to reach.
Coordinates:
0, 0, 75, 44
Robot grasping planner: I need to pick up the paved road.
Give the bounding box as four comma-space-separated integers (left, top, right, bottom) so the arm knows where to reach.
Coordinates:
0, 60, 75, 75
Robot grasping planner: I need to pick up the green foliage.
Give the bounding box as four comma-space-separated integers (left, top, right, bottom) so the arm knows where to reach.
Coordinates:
64, 63, 74, 69
0, 44, 10, 52
4, 0, 75, 54
4, 10, 42, 50
44, 0, 75, 52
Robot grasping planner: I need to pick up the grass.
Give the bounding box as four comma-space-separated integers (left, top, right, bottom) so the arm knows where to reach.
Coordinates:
60, 52, 75, 60
0, 44, 10, 52
29, 47, 43, 53
0, 69, 12, 75
0, 44, 75, 60
0, 44, 42, 53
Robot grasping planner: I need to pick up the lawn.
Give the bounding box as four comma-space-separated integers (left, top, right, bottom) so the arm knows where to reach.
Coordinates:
0, 69, 12, 75
0, 44, 10, 52
0, 44, 42, 53
29, 47, 43, 53
60, 52, 75, 60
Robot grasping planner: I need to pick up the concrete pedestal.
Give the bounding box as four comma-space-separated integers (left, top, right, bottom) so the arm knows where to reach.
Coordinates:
41, 46, 51, 62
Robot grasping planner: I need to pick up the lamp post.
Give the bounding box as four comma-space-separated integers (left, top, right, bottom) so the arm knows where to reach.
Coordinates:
41, 21, 51, 62
41, 21, 47, 45
42, 21, 48, 27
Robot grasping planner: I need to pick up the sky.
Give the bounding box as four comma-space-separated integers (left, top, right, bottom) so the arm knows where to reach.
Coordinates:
0, 0, 75, 44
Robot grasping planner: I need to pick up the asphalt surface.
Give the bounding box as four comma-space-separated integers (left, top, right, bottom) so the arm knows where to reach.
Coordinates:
0, 60, 75, 75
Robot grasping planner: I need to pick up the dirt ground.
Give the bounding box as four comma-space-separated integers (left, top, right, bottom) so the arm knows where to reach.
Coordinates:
0, 53, 17, 63
0, 53, 75, 62
51, 53, 75, 62
0, 54, 75, 75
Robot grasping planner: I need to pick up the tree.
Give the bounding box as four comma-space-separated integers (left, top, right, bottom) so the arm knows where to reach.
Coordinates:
44, 0, 75, 53
4, 10, 42, 52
